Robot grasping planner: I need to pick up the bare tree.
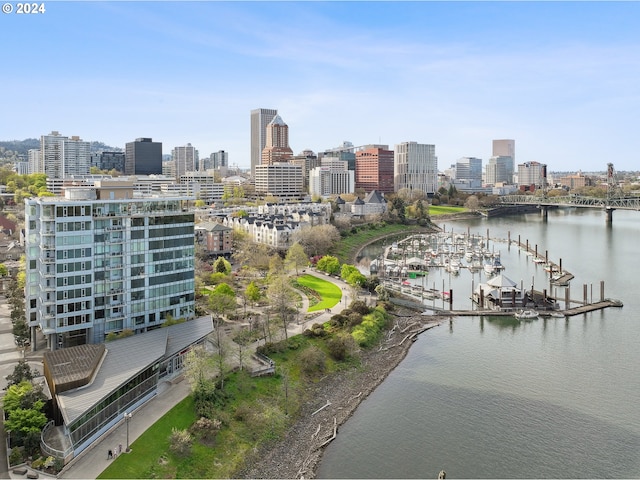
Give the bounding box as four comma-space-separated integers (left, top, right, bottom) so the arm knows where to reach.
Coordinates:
267, 275, 297, 340
293, 224, 341, 257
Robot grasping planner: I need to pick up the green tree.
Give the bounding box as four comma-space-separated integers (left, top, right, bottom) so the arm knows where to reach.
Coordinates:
12, 320, 29, 348
317, 255, 341, 275
5, 360, 35, 388
213, 256, 231, 274
245, 281, 261, 304
285, 242, 308, 276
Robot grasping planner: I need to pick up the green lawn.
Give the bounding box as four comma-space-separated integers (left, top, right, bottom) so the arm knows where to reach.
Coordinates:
296, 274, 342, 312
428, 205, 467, 215
98, 396, 196, 479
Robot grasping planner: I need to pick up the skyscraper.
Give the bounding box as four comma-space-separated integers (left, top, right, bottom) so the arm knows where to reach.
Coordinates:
261, 114, 293, 165
172, 143, 198, 178
211, 150, 228, 169
39, 131, 91, 179
394, 142, 438, 195
125, 138, 163, 175
492, 139, 515, 160
250, 108, 277, 177
355, 146, 395, 194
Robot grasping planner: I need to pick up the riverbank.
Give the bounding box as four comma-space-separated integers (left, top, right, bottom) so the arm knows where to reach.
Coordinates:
237, 309, 443, 479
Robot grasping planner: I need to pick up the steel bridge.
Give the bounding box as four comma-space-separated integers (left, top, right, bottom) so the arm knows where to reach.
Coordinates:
497, 163, 640, 224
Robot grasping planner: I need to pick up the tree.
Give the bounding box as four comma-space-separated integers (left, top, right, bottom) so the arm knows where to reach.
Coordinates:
245, 281, 261, 304
13, 319, 30, 348
183, 345, 214, 392
208, 283, 237, 388
5, 360, 35, 388
341, 264, 367, 289
213, 256, 231, 274
317, 255, 341, 275
293, 224, 341, 257
464, 195, 480, 211
285, 242, 308, 276
267, 275, 297, 341
0, 263, 8, 277
194, 199, 206, 208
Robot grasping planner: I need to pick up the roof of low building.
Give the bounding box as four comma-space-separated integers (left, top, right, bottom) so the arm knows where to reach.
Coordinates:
54, 316, 213, 426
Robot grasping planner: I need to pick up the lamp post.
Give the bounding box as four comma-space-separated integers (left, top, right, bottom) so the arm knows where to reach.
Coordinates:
124, 412, 132, 452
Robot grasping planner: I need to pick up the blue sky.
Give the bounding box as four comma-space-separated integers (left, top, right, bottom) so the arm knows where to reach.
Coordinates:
2, 1, 640, 172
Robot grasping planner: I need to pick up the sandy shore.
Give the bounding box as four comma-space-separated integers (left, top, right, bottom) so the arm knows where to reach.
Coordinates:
237, 310, 443, 479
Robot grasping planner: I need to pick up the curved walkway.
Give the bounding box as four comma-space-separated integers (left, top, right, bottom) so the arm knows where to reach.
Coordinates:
58, 270, 372, 480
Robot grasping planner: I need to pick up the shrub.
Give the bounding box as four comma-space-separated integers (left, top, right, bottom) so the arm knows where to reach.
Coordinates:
347, 312, 364, 327
8, 446, 24, 466
169, 428, 193, 456
349, 300, 371, 315
327, 334, 356, 361
299, 346, 327, 376
351, 307, 389, 348
256, 341, 287, 356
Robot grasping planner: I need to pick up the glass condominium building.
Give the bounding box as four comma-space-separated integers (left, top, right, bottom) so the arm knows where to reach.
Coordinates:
25, 183, 196, 350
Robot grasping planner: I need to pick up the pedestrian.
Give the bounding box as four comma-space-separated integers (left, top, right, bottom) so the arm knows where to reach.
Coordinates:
113, 445, 118, 458
107, 449, 113, 460
119, 443, 122, 454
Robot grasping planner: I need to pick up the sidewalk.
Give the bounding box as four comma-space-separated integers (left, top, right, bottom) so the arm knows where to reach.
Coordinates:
58, 379, 191, 479
58, 270, 372, 479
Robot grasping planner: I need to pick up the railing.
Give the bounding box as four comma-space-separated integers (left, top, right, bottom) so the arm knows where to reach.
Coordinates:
41, 420, 74, 465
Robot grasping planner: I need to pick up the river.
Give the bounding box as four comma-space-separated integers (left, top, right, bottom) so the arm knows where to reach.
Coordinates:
317, 208, 640, 479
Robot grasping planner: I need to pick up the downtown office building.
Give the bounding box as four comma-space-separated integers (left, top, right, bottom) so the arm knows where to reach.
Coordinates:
25, 182, 196, 350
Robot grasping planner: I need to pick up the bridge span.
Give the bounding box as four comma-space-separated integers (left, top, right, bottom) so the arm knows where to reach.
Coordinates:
498, 195, 640, 224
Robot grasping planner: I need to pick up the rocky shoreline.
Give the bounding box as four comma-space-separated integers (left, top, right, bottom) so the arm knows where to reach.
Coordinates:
237, 311, 444, 479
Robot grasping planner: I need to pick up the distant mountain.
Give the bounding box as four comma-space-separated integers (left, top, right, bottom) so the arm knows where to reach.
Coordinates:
0, 138, 40, 156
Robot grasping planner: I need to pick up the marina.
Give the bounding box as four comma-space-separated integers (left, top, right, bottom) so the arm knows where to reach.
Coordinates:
318, 209, 640, 479
366, 228, 622, 317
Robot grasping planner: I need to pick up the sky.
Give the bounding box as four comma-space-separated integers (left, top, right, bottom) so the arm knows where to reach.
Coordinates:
2, 1, 640, 173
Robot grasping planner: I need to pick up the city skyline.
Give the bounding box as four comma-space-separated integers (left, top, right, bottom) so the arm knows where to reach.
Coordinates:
3, 2, 640, 172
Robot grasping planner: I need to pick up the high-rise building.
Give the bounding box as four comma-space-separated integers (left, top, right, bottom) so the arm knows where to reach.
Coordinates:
28, 149, 41, 174
394, 142, 438, 195
254, 163, 303, 200
492, 139, 515, 160
39, 131, 91, 179
172, 143, 198, 178
250, 108, 277, 177
211, 150, 228, 169
24, 183, 195, 349
125, 138, 163, 175
290, 149, 320, 192
261, 115, 293, 165
355, 146, 394, 194
90, 151, 126, 173
454, 157, 483, 182
518, 161, 546, 188
486, 156, 514, 185
491, 139, 515, 184
309, 159, 354, 197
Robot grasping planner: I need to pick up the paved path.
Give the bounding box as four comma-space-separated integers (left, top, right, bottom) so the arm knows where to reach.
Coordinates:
57, 269, 374, 479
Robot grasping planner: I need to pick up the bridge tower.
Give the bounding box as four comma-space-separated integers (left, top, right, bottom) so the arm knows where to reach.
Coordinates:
605, 163, 621, 225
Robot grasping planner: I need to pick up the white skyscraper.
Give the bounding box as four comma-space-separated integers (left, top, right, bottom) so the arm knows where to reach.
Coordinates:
394, 142, 438, 195
171, 143, 198, 179
251, 108, 277, 177
39, 131, 91, 179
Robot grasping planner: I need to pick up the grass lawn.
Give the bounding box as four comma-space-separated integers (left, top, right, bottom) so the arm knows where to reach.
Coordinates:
98, 396, 196, 479
296, 274, 342, 312
428, 205, 467, 215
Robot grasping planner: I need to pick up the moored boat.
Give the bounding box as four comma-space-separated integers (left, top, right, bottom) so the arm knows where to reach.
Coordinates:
514, 309, 539, 320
